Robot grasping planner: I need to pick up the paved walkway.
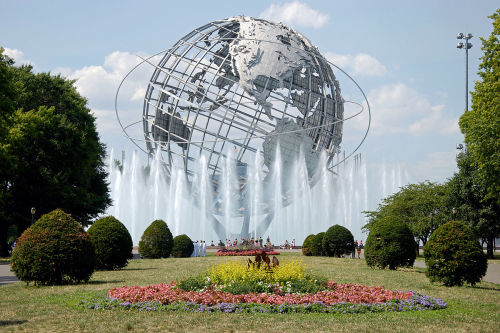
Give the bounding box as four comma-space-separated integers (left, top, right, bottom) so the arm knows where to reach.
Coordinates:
1, 258, 499, 285
414, 260, 500, 284
0, 263, 18, 285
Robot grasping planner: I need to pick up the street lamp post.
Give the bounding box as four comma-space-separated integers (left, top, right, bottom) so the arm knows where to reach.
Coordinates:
456, 33, 473, 112
31, 207, 36, 225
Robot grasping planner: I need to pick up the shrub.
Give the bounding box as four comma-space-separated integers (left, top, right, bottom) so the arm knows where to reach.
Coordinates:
322, 225, 355, 257
10, 209, 95, 285
301, 234, 315, 256
138, 220, 173, 259
310, 232, 326, 256
364, 219, 416, 269
87, 216, 132, 270
172, 234, 194, 258
424, 221, 487, 286
208, 259, 307, 285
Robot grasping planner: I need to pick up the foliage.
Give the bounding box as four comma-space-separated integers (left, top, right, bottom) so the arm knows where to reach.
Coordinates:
138, 220, 173, 259
207, 259, 308, 285
172, 234, 194, 258
301, 234, 315, 256
445, 151, 499, 258
87, 216, 132, 270
10, 209, 95, 285
310, 232, 326, 256
364, 218, 416, 270
363, 181, 448, 248
0, 55, 110, 256
322, 225, 355, 257
459, 9, 500, 205
423, 221, 487, 286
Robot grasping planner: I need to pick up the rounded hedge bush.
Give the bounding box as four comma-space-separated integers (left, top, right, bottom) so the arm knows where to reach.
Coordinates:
139, 220, 173, 259
424, 221, 487, 286
172, 234, 194, 258
322, 225, 355, 257
310, 232, 326, 256
87, 216, 132, 270
364, 219, 416, 270
10, 209, 95, 285
301, 234, 315, 256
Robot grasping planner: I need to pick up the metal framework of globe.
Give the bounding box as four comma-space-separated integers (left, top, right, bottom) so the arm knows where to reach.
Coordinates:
142, 16, 344, 179
115, 16, 371, 240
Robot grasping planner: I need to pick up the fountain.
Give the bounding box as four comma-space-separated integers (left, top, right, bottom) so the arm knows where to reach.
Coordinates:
106, 149, 410, 245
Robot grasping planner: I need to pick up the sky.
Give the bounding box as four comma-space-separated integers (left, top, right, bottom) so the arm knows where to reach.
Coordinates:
1, 0, 498, 185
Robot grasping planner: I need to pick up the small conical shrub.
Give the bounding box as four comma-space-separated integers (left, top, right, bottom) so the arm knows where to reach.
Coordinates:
311, 232, 326, 256
301, 234, 315, 256
322, 225, 355, 257
87, 216, 132, 270
172, 234, 194, 258
364, 219, 416, 270
10, 209, 95, 285
424, 221, 487, 286
139, 220, 174, 258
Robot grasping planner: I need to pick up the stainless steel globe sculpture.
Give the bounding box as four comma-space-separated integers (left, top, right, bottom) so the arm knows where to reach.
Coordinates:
131, 16, 346, 239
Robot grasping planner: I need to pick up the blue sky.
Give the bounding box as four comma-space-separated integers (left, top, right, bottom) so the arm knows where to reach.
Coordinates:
1, 0, 498, 184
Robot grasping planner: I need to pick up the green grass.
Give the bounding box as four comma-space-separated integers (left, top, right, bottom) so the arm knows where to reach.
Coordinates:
0, 252, 499, 332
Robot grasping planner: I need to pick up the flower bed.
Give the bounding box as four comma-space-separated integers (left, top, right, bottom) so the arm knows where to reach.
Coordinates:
216, 249, 280, 256
108, 281, 412, 305
80, 290, 446, 314
79, 257, 447, 314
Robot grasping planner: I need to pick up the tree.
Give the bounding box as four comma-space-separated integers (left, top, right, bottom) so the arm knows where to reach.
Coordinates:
0, 52, 111, 256
363, 182, 449, 253
445, 151, 499, 258
459, 9, 500, 205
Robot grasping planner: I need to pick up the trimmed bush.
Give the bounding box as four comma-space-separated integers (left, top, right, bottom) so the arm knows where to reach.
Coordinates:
172, 234, 194, 258
87, 216, 132, 270
424, 221, 487, 286
139, 220, 173, 259
310, 232, 326, 256
364, 219, 416, 270
322, 225, 355, 257
301, 234, 315, 256
10, 209, 95, 285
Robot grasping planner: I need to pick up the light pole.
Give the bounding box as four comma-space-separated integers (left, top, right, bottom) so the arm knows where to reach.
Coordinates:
456, 33, 473, 112
452, 207, 457, 220
31, 207, 36, 225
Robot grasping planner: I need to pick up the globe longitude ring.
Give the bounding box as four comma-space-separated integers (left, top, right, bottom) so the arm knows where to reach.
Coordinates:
115, 16, 370, 239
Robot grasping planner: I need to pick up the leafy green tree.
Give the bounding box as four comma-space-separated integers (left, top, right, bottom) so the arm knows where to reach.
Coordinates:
459, 9, 500, 204
364, 182, 449, 252
0, 52, 111, 256
445, 151, 499, 258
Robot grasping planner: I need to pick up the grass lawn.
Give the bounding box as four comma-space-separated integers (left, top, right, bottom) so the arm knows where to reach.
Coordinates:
0, 252, 498, 332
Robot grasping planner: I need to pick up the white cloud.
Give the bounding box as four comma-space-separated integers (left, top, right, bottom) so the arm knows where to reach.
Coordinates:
259, 1, 329, 29
3, 47, 35, 66
349, 83, 459, 136
326, 52, 387, 77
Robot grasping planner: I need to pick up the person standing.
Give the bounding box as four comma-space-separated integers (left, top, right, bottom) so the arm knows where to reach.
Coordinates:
202, 241, 206, 257
359, 240, 364, 259
352, 240, 358, 258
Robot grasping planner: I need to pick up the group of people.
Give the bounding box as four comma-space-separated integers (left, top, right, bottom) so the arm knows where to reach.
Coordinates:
352, 240, 364, 258
280, 239, 296, 249
191, 240, 207, 257
221, 236, 265, 248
